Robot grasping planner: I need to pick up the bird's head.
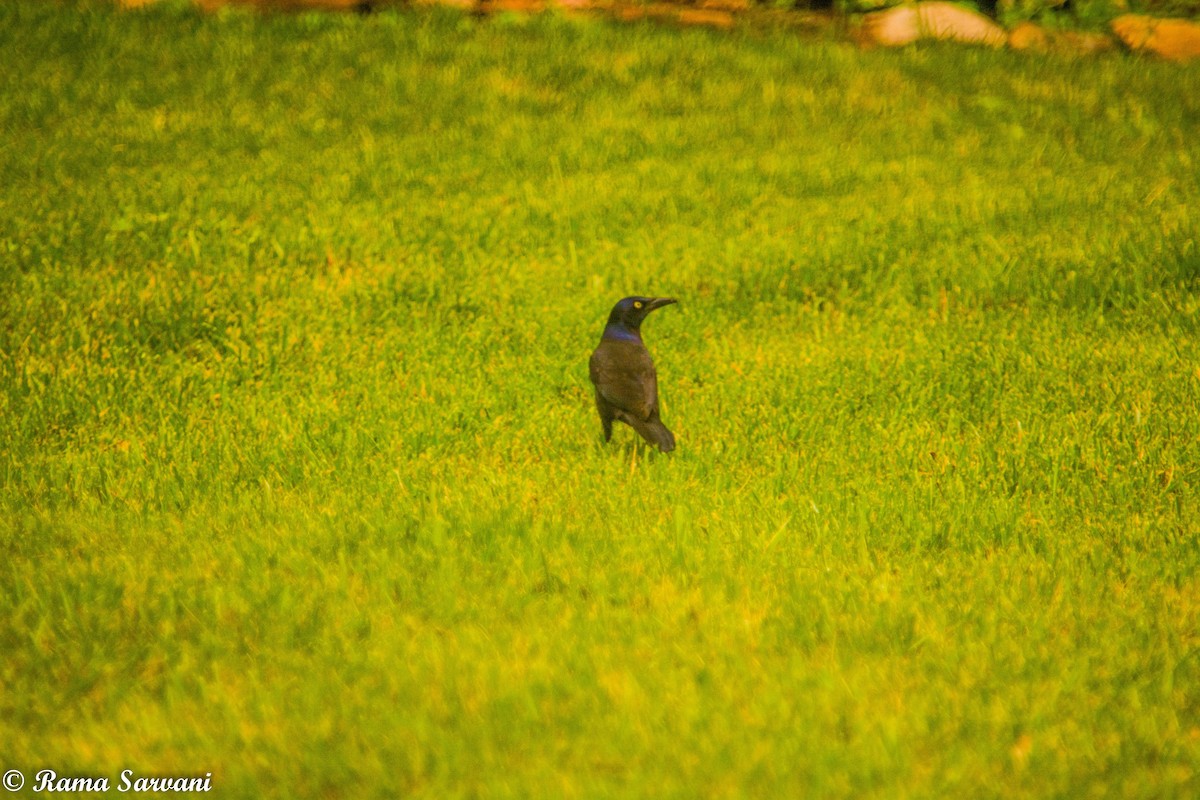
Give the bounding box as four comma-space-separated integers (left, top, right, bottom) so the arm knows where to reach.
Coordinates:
603, 296, 678, 339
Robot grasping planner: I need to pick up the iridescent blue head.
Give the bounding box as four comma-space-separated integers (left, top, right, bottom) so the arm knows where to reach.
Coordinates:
601, 296, 678, 342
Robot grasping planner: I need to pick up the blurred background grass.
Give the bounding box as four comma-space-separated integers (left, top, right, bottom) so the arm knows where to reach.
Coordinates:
2, 2, 1199, 797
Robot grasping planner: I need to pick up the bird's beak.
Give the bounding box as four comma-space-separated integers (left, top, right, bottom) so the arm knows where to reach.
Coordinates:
647, 297, 678, 311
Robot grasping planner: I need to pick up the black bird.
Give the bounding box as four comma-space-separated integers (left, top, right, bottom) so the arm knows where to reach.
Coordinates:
589, 296, 677, 453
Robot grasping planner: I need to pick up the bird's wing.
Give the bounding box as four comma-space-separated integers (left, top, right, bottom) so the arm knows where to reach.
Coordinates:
590, 342, 658, 421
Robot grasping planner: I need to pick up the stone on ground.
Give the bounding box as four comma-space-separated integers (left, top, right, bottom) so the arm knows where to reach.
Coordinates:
863, 2, 1007, 48
1008, 21, 1049, 51
1112, 14, 1200, 61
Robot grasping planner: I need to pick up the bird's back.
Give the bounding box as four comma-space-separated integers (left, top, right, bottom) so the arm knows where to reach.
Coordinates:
590, 338, 658, 420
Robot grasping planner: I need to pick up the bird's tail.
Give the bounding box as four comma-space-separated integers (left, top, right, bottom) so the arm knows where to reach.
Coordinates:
631, 417, 675, 453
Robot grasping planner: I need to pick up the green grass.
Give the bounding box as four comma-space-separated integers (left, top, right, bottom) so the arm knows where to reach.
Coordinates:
2, 2, 1200, 796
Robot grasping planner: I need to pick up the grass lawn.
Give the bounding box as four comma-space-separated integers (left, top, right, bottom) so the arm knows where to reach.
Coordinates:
2, 1, 1199, 796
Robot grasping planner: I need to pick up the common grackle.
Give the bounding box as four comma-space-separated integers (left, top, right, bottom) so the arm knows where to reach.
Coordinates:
589, 296, 677, 453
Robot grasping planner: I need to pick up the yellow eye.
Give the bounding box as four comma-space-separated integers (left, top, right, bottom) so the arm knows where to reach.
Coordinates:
634, 301, 643, 309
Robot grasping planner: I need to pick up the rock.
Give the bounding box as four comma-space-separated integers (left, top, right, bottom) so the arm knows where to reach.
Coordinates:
1112, 14, 1200, 61
678, 8, 735, 28
863, 2, 1007, 48
479, 0, 545, 12
915, 2, 1007, 46
1004, 23, 1117, 55
861, 5, 920, 45
193, 0, 378, 8
1008, 21, 1049, 51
